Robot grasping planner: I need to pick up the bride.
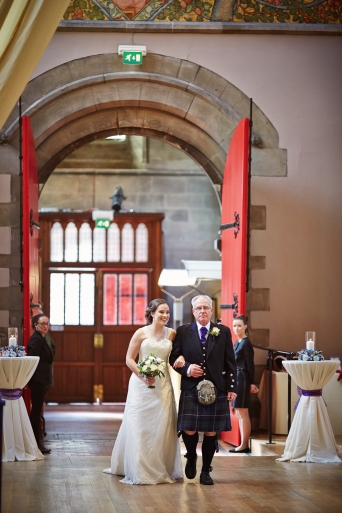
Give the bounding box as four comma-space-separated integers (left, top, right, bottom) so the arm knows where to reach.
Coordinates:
103, 298, 184, 484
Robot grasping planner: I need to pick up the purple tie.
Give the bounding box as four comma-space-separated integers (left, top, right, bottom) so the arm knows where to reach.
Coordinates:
200, 326, 208, 345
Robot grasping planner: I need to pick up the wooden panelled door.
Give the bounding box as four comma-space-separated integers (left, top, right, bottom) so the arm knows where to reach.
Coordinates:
220, 118, 250, 446
22, 116, 40, 412
39, 212, 164, 403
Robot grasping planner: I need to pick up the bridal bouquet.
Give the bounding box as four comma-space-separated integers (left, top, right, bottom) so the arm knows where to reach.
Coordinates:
137, 353, 166, 388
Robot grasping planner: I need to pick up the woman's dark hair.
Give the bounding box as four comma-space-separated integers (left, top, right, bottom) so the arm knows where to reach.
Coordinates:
235, 315, 248, 325
145, 299, 168, 324
234, 315, 248, 335
31, 314, 45, 330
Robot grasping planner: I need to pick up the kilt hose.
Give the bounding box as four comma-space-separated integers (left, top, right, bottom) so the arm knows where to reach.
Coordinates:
178, 388, 231, 433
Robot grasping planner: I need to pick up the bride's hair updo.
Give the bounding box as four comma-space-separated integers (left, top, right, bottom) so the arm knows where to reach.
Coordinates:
145, 298, 168, 324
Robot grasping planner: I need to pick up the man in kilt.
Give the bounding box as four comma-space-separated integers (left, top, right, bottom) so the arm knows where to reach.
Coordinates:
169, 295, 237, 485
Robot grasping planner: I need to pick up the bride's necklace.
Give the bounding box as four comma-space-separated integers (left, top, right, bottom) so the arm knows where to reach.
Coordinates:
148, 325, 166, 342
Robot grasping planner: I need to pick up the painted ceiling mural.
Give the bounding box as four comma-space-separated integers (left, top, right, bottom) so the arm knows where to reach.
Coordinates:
63, 0, 341, 23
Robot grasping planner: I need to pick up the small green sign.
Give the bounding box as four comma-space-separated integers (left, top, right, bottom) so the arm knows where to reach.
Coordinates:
122, 51, 143, 65
95, 219, 111, 229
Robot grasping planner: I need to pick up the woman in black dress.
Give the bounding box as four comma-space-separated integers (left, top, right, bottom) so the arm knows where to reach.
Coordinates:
27, 314, 54, 454
229, 315, 259, 453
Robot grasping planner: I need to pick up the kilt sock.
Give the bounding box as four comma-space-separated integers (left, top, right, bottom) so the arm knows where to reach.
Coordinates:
201, 434, 217, 472
182, 431, 199, 458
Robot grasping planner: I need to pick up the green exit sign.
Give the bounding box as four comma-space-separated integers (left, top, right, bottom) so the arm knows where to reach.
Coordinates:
122, 51, 143, 65
95, 219, 111, 229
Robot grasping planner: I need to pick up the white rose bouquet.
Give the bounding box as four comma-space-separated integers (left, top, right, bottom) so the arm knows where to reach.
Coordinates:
137, 353, 166, 388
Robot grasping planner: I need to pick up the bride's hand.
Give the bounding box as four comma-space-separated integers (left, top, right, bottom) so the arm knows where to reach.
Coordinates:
142, 376, 155, 386
173, 355, 185, 369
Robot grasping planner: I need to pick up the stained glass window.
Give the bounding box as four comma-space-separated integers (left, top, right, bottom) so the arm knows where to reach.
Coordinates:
121, 223, 134, 262
93, 227, 106, 262
50, 222, 64, 262
65, 222, 78, 262
135, 223, 148, 262
119, 274, 132, 325
107, 223, 120, 262
79, 223, 92, 262
133, 274, 148, 324
103, 274, 117, 325
103, 273, 148, 325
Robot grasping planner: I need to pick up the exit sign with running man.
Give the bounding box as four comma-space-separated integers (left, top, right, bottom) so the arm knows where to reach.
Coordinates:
122, 51, 143, 65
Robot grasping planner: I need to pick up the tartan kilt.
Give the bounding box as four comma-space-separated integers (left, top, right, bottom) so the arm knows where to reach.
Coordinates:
177, 388, 231, 433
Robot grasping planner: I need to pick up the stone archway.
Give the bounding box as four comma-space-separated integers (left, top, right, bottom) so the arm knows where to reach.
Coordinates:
0, 53, 286, 344
2, 53, 285, 186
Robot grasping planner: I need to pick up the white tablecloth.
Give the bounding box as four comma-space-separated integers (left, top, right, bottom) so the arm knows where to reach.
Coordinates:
258, 370, 297, 435
0, 356, 43, 462
277, 360, 342, 463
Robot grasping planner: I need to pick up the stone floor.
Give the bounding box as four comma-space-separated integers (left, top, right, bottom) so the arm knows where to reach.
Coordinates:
2, 404, 342, 513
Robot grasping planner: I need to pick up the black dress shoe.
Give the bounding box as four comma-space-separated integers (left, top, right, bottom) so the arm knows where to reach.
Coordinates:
200, 472, 214, 485
184, 454, 197, 479
228, 447, 250, 453
38, 443, 51, 454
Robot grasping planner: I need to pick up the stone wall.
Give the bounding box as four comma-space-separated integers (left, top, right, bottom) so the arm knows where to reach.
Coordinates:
0, 145, 22, 343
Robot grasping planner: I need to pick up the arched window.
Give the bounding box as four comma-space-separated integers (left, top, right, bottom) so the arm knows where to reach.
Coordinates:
93, 227, 106, 262
65, 222, 78, 262
135, 223, 148, 262
50, 222, 64, 262
79, 223, 92, 262
121, 223, 134, 262
107, 223, 120, 262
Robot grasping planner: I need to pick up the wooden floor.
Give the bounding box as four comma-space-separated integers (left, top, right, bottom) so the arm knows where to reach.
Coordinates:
2, 404, 342, 513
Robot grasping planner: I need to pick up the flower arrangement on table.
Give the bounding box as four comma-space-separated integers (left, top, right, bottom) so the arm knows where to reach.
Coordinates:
137, 353, 166, 388
298, 349, 324, 361
0, 346, 26, 357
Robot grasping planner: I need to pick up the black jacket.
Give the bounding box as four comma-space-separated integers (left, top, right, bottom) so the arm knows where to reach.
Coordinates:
28, 330, 54, 386
169, 321, 237, 394
234, 337, 255, 384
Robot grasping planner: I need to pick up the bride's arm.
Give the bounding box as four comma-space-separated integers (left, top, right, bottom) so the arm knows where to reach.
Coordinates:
168, 329, 185, 368
126, 329, 155, 386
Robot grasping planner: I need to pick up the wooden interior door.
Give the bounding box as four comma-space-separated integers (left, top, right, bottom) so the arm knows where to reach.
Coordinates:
220, 118, 250, 446
40, 212, 164, 403
22, 116, 40, 411
22, 116, 40, 344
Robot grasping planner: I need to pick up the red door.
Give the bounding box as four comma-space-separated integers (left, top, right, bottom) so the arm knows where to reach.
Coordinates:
22, 116, 40, 410
220, 118, 250, 446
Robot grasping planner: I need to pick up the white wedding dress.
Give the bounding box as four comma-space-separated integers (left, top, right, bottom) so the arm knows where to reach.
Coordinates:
103, 326, 183, 484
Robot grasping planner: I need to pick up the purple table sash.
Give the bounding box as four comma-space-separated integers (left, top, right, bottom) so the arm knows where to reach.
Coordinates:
0, 388, 22, 400
294, 386, 323, 412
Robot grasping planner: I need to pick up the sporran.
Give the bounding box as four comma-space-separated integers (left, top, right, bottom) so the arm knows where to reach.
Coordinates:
197, 379, 217, 405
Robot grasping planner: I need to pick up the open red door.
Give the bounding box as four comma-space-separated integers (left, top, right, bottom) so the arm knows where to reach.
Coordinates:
220, 118, 250, 446
22, 116, 40, 411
